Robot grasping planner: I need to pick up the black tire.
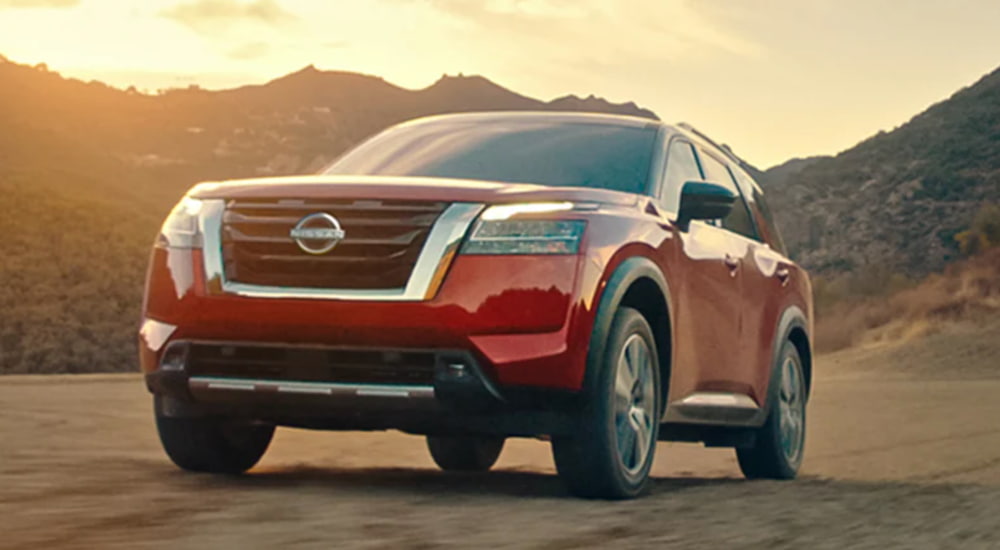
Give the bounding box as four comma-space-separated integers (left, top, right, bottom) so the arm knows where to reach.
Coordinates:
426, 435, 505, 472
552, 307, 661, 499
737, 340, 807, 479
154, 396, 274, 474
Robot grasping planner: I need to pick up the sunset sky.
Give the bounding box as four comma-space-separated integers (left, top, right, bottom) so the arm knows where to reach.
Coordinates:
1, 0, 999, 167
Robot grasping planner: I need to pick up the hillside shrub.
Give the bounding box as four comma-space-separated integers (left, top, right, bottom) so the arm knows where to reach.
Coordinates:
955, 203, 1000, 255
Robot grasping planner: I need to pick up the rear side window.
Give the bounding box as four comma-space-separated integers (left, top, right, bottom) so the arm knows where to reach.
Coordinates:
695, 150, 758, 240
659, 140, 702, 215
733, 168, 788, 256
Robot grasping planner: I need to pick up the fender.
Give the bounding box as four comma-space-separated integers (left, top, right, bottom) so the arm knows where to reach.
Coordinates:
759, 305, 811, 420
582, 256, 673, 394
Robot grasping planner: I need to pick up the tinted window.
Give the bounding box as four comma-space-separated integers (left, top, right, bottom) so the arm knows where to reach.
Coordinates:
695, 150, 758, 240
325, 119, 659, 194
732, 167, 788, 255
660, 140, 702, 214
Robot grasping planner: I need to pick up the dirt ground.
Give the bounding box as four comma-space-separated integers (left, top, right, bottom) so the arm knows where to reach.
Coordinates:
3, 321, 1000, 549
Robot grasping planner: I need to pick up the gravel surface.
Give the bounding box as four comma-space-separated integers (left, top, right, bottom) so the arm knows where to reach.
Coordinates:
3, 345, 1000, 549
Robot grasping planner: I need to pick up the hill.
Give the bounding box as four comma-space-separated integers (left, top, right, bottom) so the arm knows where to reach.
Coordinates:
755, 156, 826, 188
0, 57, 656, 374
756, 66, 1000, 276
814, 247, 1000, 353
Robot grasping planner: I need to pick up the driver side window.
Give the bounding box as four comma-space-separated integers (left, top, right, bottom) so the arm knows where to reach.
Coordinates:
660, 140, 702, 216
696, 150, 759, 241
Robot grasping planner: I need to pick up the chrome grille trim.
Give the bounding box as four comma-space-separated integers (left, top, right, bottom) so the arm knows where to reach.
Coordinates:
224, 201, 446, 212
200, 200, 484, 301
222, 199, 446, 289
224, 225, 423, 246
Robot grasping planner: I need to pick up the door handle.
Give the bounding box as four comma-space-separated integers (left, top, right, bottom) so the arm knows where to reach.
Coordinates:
724, 254, 740, 275
775, 267, 790, 286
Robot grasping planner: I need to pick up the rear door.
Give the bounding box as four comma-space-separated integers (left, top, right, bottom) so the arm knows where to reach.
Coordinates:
657, 140, 745, 404
731, 167, 799, 402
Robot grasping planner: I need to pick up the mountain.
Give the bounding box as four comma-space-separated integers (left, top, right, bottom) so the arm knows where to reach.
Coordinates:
547, 93, 657, 119
0, 56, 657, 374
756, 66, 1000, 275
756, 156, 826, 188
5, 53, 996, 374
0, 60, 659, 194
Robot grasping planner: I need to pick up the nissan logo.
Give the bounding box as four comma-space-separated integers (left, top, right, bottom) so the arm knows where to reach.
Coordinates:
289, 213, 346, 255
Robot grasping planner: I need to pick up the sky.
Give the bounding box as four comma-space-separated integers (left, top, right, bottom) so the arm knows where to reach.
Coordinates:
1, 0, 999, 168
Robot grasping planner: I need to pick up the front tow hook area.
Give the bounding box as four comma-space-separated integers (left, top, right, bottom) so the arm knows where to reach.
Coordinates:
432, 352, 506, 413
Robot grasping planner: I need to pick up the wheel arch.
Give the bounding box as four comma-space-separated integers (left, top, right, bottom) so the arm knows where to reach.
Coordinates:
586, 256, 673, 404
770, 305, 813, 401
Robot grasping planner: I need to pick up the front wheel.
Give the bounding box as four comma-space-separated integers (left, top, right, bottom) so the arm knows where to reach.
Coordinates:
552, 307, 661, 499
154, 396, 274, 474
736, 341, 807, 479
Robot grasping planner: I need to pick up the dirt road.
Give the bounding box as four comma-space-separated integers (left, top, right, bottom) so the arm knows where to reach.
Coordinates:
3, 329, 1000, 549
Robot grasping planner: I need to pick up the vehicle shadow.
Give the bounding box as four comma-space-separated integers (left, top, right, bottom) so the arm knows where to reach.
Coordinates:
190, 465, 745, 499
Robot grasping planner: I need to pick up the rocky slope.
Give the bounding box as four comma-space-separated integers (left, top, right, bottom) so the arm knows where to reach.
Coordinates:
756, 66, 1000, 275
1, 60, 658, 196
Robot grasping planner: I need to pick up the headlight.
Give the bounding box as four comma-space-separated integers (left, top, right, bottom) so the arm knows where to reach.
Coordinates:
462, 204, 586, 255
156, 196, 203, 248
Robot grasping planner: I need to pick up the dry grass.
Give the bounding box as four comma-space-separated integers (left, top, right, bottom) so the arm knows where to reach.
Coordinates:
0, 177, 161, 374
815, 248, 1000, 353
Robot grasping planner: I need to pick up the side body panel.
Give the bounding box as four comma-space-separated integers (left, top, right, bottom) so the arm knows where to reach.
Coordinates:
739, 242, 808, 404
667, 222, 746, 402
651, 126, 814, 417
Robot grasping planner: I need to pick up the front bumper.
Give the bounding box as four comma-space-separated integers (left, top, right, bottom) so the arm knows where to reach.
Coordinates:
145, 339, 579, 436
146, 340, 499, 409
141, 246, 594, 392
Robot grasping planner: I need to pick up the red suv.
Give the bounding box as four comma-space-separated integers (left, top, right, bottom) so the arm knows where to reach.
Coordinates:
140, 112, 813, 499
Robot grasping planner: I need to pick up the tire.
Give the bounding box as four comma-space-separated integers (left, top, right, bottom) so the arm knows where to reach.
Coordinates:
737, 340, 807, 479
552, 307, 661, 499
426, 435, 505, 472
154, 396, 274, 474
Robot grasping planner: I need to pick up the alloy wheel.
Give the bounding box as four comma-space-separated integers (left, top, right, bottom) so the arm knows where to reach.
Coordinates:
613, 333, 657, 478
778, 356, 805, 467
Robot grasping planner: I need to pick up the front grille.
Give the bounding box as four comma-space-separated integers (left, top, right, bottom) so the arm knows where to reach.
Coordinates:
187, 343, 437, 385
222, 199, 448, 289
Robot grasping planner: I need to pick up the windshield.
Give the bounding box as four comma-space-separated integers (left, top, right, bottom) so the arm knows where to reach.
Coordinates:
323, 118, 659, 194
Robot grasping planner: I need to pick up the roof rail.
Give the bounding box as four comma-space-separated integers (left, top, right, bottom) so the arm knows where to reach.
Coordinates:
676, 122, 750, 169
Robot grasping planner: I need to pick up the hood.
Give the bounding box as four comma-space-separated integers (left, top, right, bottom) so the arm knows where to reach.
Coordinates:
188, 175, 639, 207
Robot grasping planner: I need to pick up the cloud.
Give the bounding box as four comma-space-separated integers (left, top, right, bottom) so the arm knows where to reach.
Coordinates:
226, 41, 270, 60
0, 0, 79, 8
403, 0, 763, 61
419, 0, 587, 21
161, 0, 297, 34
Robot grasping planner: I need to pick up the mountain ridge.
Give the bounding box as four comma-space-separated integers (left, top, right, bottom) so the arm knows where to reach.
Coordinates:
0, 54, 657, 375
757, 64, 1000, 275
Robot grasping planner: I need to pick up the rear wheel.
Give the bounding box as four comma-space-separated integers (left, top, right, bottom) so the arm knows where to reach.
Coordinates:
552, 307, 661, 499
426, 435, 505, 472
736, 341, 807, 479
154, 396, 274, 474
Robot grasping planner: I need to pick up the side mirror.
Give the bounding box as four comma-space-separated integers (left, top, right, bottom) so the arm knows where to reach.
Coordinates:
676, 181, 736, 232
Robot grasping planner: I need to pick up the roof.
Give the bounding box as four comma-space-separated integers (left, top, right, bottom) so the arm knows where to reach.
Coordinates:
671, 122, 755, 173
395, 110, 662, 129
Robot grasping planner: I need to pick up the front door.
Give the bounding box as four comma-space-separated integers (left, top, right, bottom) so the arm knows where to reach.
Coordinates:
668, 221, 747, 403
